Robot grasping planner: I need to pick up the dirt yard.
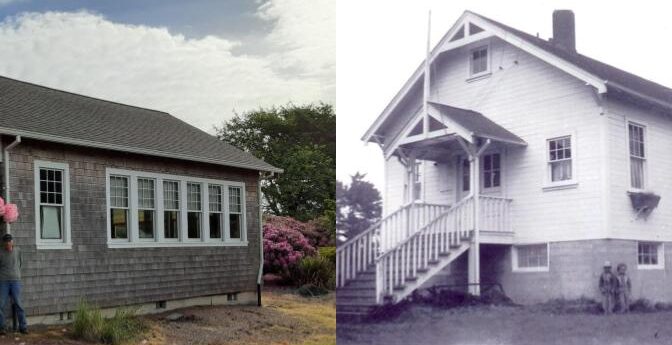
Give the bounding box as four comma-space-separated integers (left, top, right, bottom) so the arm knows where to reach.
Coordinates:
0, 289, 335, 345
337, 305, 672, 345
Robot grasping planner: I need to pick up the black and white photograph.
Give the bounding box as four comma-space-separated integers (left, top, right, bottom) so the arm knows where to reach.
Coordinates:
337, 1, 672, 344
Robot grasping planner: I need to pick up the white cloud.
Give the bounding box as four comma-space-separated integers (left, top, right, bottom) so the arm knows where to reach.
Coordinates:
0, 0, 335, 131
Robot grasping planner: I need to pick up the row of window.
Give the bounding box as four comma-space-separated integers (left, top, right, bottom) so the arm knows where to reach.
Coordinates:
34, 161, 247, 249
513, 241, 663, 272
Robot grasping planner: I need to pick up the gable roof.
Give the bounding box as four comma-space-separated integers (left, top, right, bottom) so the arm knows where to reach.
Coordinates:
0, 76, 281, 173
364, 10, 672, 143
428, 101, 526, 145
472, 11, 672, 107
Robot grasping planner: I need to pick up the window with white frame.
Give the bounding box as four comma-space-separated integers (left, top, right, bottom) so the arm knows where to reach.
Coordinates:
412, 161, 422, 200
482, 153, 501, 189
638, 242, 663, 268
187, 182, 202, 239
461, 158, 470, 192
547, 136, 572, 182
209, 184, 223, 239
470, 46, 489, 76
163, 180, 180, 239
34, 161, 71, 249
628, 122, 646, 189
106, 169, 246, 247
229, 186, 242, 239
513, 244, 549, 271
109, 175, 129, 239
137, 178, 155, 239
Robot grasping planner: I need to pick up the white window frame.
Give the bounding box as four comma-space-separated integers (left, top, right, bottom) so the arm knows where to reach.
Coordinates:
512, 243, 550, 272
208, 184, 224, 240
481, 152, 502, 192
468, 44, 491, 79
136, 177, 157, 241
637, 241, 664, 270
162, 180, 181, 242
543, 134, 578, 191
627, 120, 647, 191
34, 160, 72, 250
105, 168, 247, 248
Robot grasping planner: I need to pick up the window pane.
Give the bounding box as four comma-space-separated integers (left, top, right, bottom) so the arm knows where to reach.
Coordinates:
229, 213, 241, 239
110, 208, 128, 239
517, 244, 547, 268
40, 205, 62, 239
209, 213, 222, 239
229, 187, 242, 213
462, 159, 470, 192
551, 160, 572, 181
187, 183, 202, 211
164, 210, 179, 239
40, 168, 64, 206
208, 185, 222, 212
631, 158, 644, 189
138, 210, 155, 239
163, 181, 180, 210
110, 176, 129, 208
187, 212, 201, 238
137, 178, 155, 209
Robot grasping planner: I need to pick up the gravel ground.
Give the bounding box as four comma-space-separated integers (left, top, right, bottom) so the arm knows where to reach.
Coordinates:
338, 304, 672, 345
0, 289, 335, 345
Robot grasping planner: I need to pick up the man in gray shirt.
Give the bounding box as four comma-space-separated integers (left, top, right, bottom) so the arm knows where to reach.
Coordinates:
0, 234, 26, 334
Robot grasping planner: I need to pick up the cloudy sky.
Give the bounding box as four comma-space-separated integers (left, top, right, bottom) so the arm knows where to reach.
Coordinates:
337, 1, 672, 191
0, 0, 335, 131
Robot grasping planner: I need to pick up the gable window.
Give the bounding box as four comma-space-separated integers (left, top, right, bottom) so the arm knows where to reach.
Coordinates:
628, 122, 646, 189
482, 153, 501, 189
107, 169, 247, 248
187, 182, 202, 239
163, 180, 180, 239
137, 178, 155, 239
638, 242, 663, 269
34, 161, 72, 249
229, 186, 243, 240
470, 46, 489, 76
109, 175, 129, 239
513, 243, 549, 272
208, 184, 223, 239
548, 136, 572, 182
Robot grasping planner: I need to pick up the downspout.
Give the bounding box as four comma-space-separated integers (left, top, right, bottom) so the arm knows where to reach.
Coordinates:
256, 172, 268, 306
3, 135, 21, 234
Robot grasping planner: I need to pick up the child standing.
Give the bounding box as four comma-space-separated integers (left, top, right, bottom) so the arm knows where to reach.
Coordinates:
615, 263, 632, 313
598, 261, 616, 314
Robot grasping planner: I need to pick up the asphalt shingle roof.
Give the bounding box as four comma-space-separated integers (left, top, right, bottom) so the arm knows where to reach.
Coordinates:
471, 11, 672, 106
0, 76, 280, 173
428, 101, 526, 145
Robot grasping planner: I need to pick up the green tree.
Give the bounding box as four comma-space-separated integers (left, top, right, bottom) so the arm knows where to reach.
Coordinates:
216, 103, 335, 221
337, 172, 382, 242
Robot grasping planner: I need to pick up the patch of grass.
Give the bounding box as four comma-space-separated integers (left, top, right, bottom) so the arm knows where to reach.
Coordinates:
72, 300, 148, 345
533, 297, 602, 314
318, 246, 336, 264
264, 292, 336, 345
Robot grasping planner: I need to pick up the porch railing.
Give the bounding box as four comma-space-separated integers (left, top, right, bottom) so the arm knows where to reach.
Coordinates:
479, 195, 513, 232
336, 202, 449, 288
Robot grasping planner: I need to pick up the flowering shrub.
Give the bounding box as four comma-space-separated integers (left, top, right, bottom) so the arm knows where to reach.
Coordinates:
263, 220, 316, 278
0, 197, 18, 223
265, 215, 333, 248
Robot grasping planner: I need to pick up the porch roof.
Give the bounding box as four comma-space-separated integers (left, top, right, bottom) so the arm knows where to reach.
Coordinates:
428, 101, 526, 146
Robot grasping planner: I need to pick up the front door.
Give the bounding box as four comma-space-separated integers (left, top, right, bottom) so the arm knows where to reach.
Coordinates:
456, 151, 502, 202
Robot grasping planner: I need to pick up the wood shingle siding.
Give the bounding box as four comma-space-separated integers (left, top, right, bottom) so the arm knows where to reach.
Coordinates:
3, 138, 260, 316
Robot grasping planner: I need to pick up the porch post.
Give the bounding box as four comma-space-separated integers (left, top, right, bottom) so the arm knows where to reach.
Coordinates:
468, 153, 481, 296
406, 153, 416, 240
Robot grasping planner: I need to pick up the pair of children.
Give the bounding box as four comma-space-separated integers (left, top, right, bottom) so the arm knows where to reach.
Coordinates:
598, 261, 631, 314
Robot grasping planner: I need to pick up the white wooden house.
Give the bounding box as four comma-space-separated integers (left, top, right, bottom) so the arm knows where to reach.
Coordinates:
337, 10, 672, 316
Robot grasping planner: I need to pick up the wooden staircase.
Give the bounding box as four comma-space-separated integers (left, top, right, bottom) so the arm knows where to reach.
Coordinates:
337, 195, 512, 318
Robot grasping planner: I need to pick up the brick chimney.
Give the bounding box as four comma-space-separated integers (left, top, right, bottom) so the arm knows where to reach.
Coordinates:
552, 10, 576, 52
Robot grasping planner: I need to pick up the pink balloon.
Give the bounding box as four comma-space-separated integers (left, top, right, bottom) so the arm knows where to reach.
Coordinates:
3, 204, 18, 223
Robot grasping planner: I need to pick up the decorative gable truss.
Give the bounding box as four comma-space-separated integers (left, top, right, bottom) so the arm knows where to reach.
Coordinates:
363, 11, 608, 146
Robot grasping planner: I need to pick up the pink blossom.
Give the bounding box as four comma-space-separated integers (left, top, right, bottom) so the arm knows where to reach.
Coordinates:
3, 204, 18, 223
0, 197, 5, 217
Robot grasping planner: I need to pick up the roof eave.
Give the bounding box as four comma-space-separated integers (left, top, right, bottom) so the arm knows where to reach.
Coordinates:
0, 128, 283, 174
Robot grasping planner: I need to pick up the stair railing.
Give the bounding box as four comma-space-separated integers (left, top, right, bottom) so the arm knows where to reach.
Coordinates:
375, 195, 474, 302
336, 201, 449, 288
